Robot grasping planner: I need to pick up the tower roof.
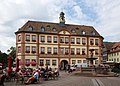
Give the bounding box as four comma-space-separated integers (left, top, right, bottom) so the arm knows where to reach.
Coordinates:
60, 12, 65, 16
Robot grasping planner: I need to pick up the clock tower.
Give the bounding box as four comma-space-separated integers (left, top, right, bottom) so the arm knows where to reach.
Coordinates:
59, 12, 65, 25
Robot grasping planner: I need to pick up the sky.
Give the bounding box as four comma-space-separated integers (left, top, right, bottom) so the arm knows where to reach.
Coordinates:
0, 0, 120, 53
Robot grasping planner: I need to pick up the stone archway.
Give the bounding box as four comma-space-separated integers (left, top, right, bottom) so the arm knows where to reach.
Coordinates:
60, 60, 68, 70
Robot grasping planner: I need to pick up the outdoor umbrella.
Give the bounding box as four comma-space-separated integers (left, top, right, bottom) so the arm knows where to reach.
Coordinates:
30, 61, 36, 66
16, 58, 19, 72
7, 55, 12, 76
19, 62, 25, 65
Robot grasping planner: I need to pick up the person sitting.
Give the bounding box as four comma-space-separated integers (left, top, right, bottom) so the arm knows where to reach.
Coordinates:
54, 68, 59, 76
16, 70, 24, 84
0, 68, 5, 86
25, 70, 39, 84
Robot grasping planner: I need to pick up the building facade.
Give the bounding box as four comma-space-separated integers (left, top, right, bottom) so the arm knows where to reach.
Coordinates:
15, 12, 103, 69
108, 42, 120, 63
102, 42, 115, 62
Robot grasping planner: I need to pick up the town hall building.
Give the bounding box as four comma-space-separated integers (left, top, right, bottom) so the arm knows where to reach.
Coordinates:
15, 12, 103, 69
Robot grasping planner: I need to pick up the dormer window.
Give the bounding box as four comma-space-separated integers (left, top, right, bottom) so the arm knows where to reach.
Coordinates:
91, 31, 95, 35
52, 28, 56, 32
28, 26, 33, 31
71, 29, 75, 33
82, 30, 86, 35
41, 27, 45, 32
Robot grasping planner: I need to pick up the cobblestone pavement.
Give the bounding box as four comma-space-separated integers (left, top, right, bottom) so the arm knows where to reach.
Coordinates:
4, 71, 120, 86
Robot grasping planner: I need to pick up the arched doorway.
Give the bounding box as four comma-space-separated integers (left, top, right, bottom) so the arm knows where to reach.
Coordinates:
60, 60, 68, 70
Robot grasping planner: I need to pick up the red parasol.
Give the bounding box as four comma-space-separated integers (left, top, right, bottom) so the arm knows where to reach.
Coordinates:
16, 58, 19, 72
19, 62, 25, 65
25, 62, 30, 66
7, 55, 12, 76
30, 61, 36, 66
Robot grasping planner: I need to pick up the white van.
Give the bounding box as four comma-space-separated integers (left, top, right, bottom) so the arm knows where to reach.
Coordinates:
75, 63, 88, 68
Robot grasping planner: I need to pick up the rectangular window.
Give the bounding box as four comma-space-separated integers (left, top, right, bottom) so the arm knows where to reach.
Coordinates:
47, 47, 51, 54
77, 60, 81, 63
71, 38, 75, 44
95, 60, 98, 64
114, 58, 116, 62
82, 38, 86, 45
76, 38, 80, 44
76, 48, 80, 55
41, 36, 45, 42
53, 36, 57, 43
60, 37, 64, 43
41, 47, 45, 54
18, 35, 21, 41
95, 49, 98, 55
82, 48, 85, 55
95, 39, 99, 45
47, 36, 51, 43
26, 46, 30, 53
53, 47, 57, 54
72, 60, 76, 64
40, 59, 44, 66
65, 48, 69, 55
83, 60, 86, 63
26, 35, 30, 41
117, 52, 119, 56
26, 59, 30, 63
46, 60, 50, 66
60, 48, 64, 54
25, 59, 30, 66
90, 39, 94, 45
65, 37, 69, 44
32, 46, 36, 53
32, 35, 36, 42
117, 58, 119, 62
52, 60, 56, 66
71, 48, 75, 55
18, 46, 21, 53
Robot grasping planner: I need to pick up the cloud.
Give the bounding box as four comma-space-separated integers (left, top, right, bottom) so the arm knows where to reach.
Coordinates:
0, 0, 120, 53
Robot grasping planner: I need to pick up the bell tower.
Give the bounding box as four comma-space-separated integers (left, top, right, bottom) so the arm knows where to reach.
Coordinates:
59, 12, 65, 25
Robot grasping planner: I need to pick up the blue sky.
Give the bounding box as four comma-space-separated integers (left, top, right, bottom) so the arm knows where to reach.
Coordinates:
0, 0, 120, 53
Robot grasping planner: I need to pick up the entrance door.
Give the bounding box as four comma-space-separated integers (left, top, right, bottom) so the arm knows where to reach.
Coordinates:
60, 60, 68, 70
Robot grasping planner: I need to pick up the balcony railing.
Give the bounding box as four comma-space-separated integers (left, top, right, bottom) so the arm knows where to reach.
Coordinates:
26, 39, 30, 41
41, 40, 45, 42
32, 51, 36, 53
90, 42, 94, 45
41, 52, 45, 54
77, 42, 80, 44
32, 40, 36, 42
47, 52, 51, 54
82, 43, 86, 45
26, 51, 30, 53
95, 43, 98, 45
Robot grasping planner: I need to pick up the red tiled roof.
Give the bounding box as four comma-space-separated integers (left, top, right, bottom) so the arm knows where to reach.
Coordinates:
112, 42, 120, 49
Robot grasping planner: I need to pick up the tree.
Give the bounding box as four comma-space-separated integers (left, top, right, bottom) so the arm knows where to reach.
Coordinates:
7, 46, 16, 62
0, 52, 8, 67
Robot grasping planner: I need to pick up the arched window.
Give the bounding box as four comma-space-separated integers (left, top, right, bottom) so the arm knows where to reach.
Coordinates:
82, 30, 86, 35
91, 31, 95, 35
28, 26, 33, 31
52, 28, 56, 32
41, 27, 45, 32
71, 29, 75, 33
